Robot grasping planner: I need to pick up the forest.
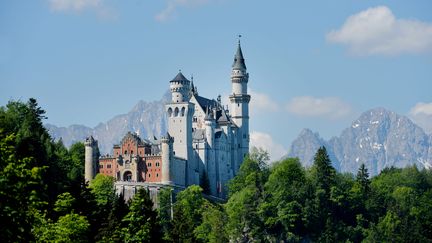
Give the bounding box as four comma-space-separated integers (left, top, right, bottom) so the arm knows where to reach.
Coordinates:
1, 98, 432, 242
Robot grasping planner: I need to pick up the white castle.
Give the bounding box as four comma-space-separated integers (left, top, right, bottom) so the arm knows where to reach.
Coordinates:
85, 41, 250, 198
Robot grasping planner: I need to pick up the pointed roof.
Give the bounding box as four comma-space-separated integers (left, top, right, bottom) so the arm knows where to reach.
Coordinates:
170, 71, 190, 83
232, 41, 247, 70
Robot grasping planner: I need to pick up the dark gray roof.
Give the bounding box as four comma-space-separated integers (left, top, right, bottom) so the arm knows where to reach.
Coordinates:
170, 72, 190, 83
232, 43, 247, 70
217, 110, 230, 124
195, 95, 218, 112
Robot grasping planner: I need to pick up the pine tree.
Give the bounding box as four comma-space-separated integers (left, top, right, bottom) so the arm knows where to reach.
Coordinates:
356, 163, 370, 198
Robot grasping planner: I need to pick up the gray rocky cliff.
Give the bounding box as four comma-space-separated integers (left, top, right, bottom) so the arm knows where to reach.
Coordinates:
45, 92, 170, 155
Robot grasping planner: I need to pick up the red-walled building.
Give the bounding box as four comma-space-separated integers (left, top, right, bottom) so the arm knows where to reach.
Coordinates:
98, 132, 163, 183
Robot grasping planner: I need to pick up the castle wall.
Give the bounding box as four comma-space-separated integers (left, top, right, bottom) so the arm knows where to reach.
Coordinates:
143, 155, 162, 183
99, 157, 116, 178
172, 157, 186, 186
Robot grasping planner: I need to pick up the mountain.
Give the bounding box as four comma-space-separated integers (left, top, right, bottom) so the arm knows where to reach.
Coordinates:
287, 108, 432, 176
46, 92, 170, 154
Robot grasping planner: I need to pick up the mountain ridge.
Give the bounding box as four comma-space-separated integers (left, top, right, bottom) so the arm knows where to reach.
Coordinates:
287, 107, 432, 176
46, 91, 170, 154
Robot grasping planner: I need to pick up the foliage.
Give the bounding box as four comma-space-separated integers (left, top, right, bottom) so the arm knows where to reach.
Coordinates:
0, 132, 46, 241
195, 203, 228, 243
171, 185, 205, 242
121, 188, 160, 242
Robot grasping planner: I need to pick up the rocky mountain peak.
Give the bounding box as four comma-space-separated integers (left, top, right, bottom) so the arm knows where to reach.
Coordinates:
288, 107, 431, 176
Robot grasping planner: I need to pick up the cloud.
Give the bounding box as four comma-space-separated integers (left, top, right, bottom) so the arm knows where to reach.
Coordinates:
156, 0, 210, 22
409, 102, 432, 133
327, 6, 432, 55
48, 0, 116, 19
249, 89, 279, 115
250, 131, 287, 162
286, 96, 352, 119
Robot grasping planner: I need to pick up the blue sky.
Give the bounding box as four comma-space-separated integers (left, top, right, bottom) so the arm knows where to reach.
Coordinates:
1, 0, 432, 160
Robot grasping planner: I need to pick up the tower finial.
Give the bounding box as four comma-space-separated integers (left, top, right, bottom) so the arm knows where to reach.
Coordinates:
238, 34, 242, 45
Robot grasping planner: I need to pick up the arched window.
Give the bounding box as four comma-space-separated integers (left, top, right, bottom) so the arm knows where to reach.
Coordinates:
167, 107, 173, 117
123, 171, 132, 182
174, 107, 179, 117
181, 107, 186, 117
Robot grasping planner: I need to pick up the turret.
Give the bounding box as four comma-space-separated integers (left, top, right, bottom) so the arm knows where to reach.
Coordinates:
204, 109, 215, 147
229, 38, 251, 171
170, 71, 191, 103
161, 133, 174, 184
166, 71, 195, 185
84, 136, 99, 183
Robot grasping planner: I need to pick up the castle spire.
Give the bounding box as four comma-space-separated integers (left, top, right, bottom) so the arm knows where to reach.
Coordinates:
232, 35, 246, 70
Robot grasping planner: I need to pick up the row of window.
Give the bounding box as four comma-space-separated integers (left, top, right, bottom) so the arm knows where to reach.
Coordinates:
147, 161, 160, 167
100, 164, 112, 169
148, 173, 159, 178
167, 107, 186, 117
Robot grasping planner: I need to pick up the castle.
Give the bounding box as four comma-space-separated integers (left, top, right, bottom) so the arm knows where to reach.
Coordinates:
84, 41, 250, 199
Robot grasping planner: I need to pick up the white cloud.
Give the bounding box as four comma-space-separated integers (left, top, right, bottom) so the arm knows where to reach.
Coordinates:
409, 102, 432, 133
286, 96, 352, 119
250, 131, 287, 162
156, 0, 210, 22
249, 89, 279, 115
48, 0, 116, 19
49, 0, 101, 11
327, 6, 432, 55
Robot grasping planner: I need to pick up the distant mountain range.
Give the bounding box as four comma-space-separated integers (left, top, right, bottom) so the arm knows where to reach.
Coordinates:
287, 108, 432, 176
46, 95, 431, 176
45, 92, 169, 154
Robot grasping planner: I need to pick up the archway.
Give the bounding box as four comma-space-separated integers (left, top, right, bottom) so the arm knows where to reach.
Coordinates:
123, 171, 132, 182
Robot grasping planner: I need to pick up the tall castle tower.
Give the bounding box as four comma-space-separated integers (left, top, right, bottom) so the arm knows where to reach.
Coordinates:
84, 136, 99, 182
166, 71, 196, 185
229, 40, 250, 167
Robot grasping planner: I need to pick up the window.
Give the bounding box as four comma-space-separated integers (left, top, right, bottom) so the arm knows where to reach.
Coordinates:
174, 107, 179, 117
148, 174, 151, 178
99, 164, 104, 169
107, 164, 112, 169
156, 173, 159, 177
147, 163, 152, 167
124, 150, 128, 154
181, 107, 186, 117
131, 150, 133, 154
168, 107, 173, 117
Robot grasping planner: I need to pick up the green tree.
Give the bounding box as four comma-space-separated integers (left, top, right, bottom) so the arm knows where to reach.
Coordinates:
34, 212, 90, 243
195, 203, 228, 243
260, 158, 307, 241
89, 174, 116, 207
226, 155, 268, 242
171, 185, 206, 242
121, 188, 160, 242
309, 146, 337, 239
0, 133, 46, 241
158, 187, 173, 241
